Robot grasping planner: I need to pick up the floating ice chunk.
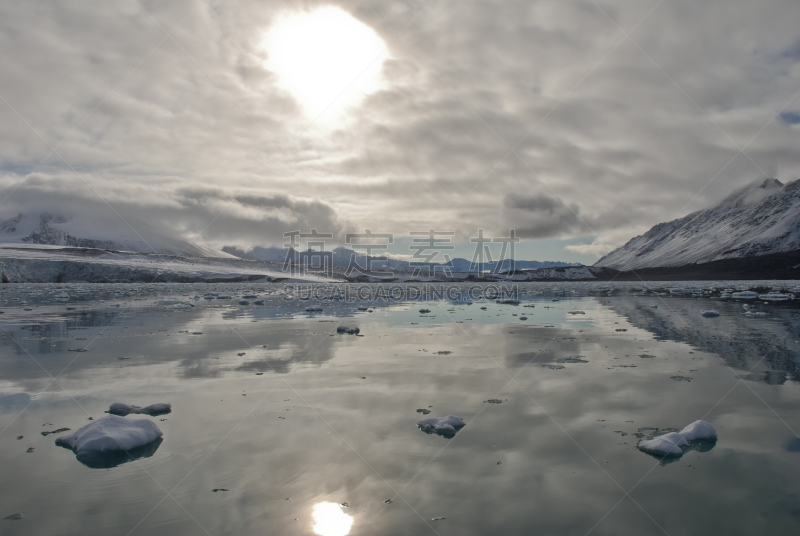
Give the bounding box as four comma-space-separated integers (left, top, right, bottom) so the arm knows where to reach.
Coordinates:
701, 310, 720, 318
637, 420, 718, 459
678, 420, 717, 442
55, 415, 163, 466
637, 432, 688, 457
336, 326, 360, 335
108, 402, 172, 417
734, 291, 758, 299
417, 415, 466, 438
759, 292, 790, 301
157, 300, 193, 309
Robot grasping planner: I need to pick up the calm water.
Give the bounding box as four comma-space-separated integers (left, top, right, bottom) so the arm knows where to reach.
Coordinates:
1, 282, 799, 535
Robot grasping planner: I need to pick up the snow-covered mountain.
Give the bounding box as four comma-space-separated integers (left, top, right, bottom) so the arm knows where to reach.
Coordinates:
595, 178, 800, 270
0, 212, 233, 258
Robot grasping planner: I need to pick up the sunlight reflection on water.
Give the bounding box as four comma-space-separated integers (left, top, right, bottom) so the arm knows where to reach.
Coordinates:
312, 502, 353, 536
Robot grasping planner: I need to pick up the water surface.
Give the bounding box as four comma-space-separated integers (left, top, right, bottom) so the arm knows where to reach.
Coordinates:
1, 282, 799, 535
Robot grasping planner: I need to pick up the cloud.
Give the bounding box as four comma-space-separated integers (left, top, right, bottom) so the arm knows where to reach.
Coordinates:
0, 174, 346, 249
565, 242, 617, 257
0, 0, 799, 259
502, 193, 586, 238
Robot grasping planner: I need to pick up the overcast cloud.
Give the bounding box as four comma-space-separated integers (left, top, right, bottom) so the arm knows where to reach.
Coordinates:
1, 0, 799, 262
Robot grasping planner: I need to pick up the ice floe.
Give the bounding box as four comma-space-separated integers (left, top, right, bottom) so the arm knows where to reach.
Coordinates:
417, 415, 466, 438
107, 402, 172, 416
637, 432, 688, 457
701, 310, 720, 317
677, 420, 718, 442
637, 420, 717, 459
56, 415, 163, 468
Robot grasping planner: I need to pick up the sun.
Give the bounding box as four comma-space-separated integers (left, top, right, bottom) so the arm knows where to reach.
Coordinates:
262, 6, 387, 119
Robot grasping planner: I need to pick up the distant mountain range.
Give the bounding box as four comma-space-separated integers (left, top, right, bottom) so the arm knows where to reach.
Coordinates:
594, 178, 800, 276
5, 176, 800, 282
221, 245, 578, 274
0, 212, 233, 258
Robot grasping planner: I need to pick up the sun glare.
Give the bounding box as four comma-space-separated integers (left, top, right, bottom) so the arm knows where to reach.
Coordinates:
311, 502, 354, 536
263, 6, 387, 119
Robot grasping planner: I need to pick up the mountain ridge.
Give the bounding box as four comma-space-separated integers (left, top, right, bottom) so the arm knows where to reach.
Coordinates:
594, 178, 800, 270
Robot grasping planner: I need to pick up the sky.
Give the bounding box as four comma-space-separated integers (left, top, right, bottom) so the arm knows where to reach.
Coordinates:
1, 0, 799, 264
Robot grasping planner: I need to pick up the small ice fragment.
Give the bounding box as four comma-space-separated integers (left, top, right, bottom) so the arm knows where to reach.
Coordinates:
108, 402, 172, 417
416, 408, 431, 414
41, 427, 70, 437
637, 432, 688, 457
336, 326, 360, 335
3, 512, 23, 520
419, 309, 431, 314
701, 310, 720, 318
417, 415, 466, 438
678, 420, 717, 441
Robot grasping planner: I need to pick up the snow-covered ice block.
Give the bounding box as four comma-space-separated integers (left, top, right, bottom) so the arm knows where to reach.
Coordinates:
637, 432, 688, 457
418, 415, 466, 438
678, 420, 717, 441
701, 310, 720, 317
56, 415, 162, 456
108, 402, 172, 416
